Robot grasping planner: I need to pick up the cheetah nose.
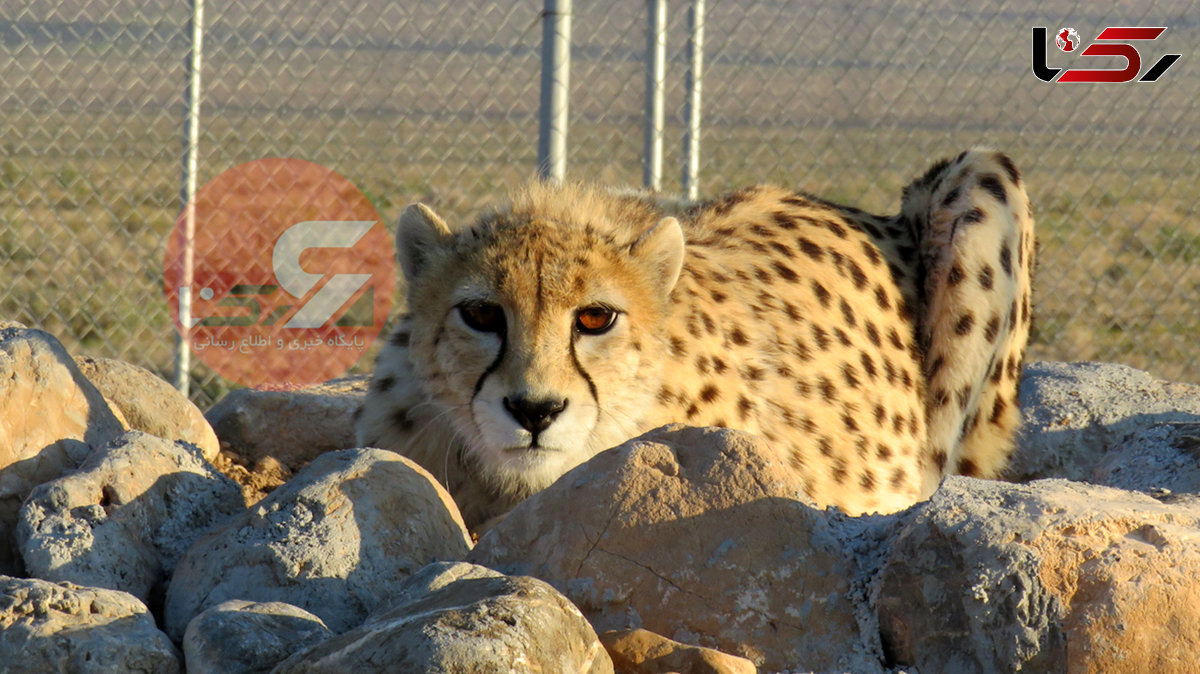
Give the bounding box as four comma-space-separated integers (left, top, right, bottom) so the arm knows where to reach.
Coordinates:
503, 395, 568, 434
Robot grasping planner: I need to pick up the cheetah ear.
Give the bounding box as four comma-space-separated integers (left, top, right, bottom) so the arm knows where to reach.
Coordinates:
397, 203, 453, 282
630, 216, 685, 295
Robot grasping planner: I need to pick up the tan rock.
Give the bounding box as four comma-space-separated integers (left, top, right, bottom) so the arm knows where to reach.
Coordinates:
470, 424, 876, 672
0, 326, 124, 574
275, 562, 613, 673
601, 628, 757, 674
204, 376, 366, 473
0, 575, 180, 673
74, 355, 220, 461
18, 431, 244, 603
163, 448, 472, 641
877, 477, 1200, 673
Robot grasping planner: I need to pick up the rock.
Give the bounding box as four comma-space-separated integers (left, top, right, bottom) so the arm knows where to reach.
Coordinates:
205, 376, 366, 475
0, 574, 180, 673
469, 425, 879, 672
1012, 361, 1200, 492
600, 628, 757, 674
17, 431, 244, 605
0, 326, 125, 575
163, 448, 471, 641
74, 355, 220, 462
183, 600, 331, 674
274, 561, 613, 674
877, 477, 1200, 673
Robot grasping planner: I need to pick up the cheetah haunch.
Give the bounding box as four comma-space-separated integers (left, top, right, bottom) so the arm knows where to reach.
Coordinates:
358, 149, 1035, 529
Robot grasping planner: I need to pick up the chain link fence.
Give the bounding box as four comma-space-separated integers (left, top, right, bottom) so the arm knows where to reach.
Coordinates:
2, 0, 1198, 406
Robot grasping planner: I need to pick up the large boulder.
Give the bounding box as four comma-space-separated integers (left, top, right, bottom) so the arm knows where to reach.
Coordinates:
163, 448, 472, 641
469, 425, 882, 672
205, 376, 366, 474
1012, 361, 1200, 492
273, 562, 613, 674
877, 477, 1200, 673
0, 326, 125, 574
0, 574, 180, 673
74, 355, 220, 462
183, 599, 332, 674
17, 431, 244, 604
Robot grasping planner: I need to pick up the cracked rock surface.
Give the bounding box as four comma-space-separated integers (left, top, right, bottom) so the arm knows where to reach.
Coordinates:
469, 424, 879, 672
162, 448, 472, 641
274, 561, 613, 673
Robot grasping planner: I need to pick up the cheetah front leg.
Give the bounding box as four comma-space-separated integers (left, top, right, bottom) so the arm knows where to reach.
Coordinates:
901, 149, 1035, 494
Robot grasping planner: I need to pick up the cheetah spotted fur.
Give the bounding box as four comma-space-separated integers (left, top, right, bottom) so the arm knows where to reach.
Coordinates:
357, 149, 1035, 529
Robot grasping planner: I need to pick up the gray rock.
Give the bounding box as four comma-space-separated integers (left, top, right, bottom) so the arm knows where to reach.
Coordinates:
0, 574, 180, 673
205, 376, 367, 473
75, 355, 221, 462
0, 326, 125, 575
183, 600, 332, 674
877, 477, 1200, 673
17, 431, 244, 604
163, 448, 472, 641
273, 561, 613, 674
1013, 361, 1200, 492
469, 425, 881, 672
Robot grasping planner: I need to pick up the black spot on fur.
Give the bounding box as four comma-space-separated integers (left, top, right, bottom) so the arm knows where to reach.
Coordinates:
1000, 242, 1013, 276
955, 313, 975, 336
393, 408, 415, 431
811, 280, 831, 308
989, 396, 1008, 424
984, 314, 1000, 342
812, 325, 831, 351
819, 376, 837, 402
997, 153, 1021, 184
874, 285, 891, 311
958, 458, 980, 477
773, 261, 799, 283
840, 299, 857, 327
699, 384, 720, 403
772, 211, 797, 230
730, 328, 749, 346
866, 322, 881, 347
370, 373, 394, 393
978, 264, 994, 290
979, 174, 1007, 205
948, 263, 965, 286
798, 238, 824, 261
842, 362, 860, 389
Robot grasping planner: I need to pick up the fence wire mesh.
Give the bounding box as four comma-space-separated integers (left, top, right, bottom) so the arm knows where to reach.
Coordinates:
2, 1, 1198, 406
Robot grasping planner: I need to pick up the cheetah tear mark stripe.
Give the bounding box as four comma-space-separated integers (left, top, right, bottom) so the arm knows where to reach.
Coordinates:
470, 317, 508, 402
568, 331, 601, 428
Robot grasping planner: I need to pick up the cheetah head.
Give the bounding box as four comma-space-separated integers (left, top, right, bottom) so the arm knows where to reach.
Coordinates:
396, 185, 685, 497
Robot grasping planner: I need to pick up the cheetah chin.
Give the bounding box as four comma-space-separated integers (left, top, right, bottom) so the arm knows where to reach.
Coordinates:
356, 149, 1035, 530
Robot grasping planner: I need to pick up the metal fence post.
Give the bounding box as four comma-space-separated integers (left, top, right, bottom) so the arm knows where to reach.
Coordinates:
174, 0, 204, 395
682, 0, 704, 201
537, 0, 572, 183
643, 0, 666, 191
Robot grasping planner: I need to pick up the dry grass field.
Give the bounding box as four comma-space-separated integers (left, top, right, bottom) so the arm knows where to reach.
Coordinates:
1, 1, 1198, 404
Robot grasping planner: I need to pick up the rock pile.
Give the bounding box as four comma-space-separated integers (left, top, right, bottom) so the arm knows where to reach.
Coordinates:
2, 323, 1199, 672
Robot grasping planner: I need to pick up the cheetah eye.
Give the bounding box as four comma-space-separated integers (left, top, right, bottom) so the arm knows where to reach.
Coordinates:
458, 301, 505, 334
575, 305, 618, 335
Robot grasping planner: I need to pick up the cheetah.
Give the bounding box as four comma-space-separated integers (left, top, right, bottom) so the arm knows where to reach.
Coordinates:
357, 149, 1035, 529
